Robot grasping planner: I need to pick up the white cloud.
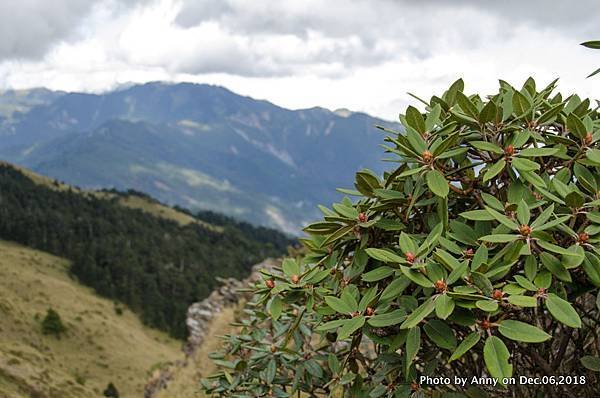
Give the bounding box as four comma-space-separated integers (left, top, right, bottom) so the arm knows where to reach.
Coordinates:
0, 0, 598, 120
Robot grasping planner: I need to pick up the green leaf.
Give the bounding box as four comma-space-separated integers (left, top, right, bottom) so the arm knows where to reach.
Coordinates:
536, 239, 576, 257
581, 40, 600, 49
358, 286, 378, 312
514, 275, 538, 291
498, 320, 551, 343
315, 319, 348, 332
400, 297, 435, 329
337, 316, 365, 340
460, 210, 495, 221
405, 106, 426, 134
426, 170, 449, 198
531, 205, 558, 229
449, 332, 480, 362
446, 261, 468, 285
367, 309, 406, 327
325, 296, 355, 314
586, 148, 600, 165
581, 356, 600, 372
399, 232, 418, 254
269, 296, 283, 320
456, 92, 480, 119
281, 258, 300, 277
435, 294, 455, 320
518, 147, 559, 157
539, 252, 571, 282
483, 159, 506, 182
470, 245, 487, 272
507, 295, 538, 307
424, 319, 457, 350
471, 141, 504, 154
567, 113, 587, 139
400, 266, 434, 288
545, 293, 581, 328
321, 225, 354, 247
485, 206, 519, 230
516, 199, 530, 225
332, 203, 359, 219
476, 300, 499, 312
380, 276, 411, 301
479, 234, 520, 243
484, 336, 512, 385
405, 327, 421, 374
361, 266, 396, 282
365, 248, 405, 263
512, 157, 540, 172
512, 90, 532, 117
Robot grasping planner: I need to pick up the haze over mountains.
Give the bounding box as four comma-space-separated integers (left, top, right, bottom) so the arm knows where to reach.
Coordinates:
0, 82, 397, 233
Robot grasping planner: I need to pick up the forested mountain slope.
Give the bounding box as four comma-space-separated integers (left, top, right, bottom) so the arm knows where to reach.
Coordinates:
0, 164, 292, 338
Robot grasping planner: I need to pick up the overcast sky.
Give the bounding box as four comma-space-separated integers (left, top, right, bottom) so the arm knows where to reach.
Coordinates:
0, 0, 599, 120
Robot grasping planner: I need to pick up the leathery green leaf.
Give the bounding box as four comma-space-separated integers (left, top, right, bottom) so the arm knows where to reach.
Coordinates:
483, 336, 513, 386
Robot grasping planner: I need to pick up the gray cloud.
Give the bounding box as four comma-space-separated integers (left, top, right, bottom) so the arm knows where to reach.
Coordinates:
168, 0, 600, 77
0, 0, 140, 61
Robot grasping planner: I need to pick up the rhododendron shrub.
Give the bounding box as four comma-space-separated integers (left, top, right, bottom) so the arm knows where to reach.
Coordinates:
204, 78, 600, 397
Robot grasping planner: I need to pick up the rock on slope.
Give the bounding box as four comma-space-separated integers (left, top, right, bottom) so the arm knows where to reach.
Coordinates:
145, 259, 280, 398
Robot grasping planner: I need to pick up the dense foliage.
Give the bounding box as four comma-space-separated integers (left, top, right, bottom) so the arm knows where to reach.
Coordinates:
0, 165, 292, 338
204, 78, 600, 397
41, 308, 67, 337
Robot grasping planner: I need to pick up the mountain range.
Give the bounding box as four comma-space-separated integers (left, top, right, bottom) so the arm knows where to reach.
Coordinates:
0, 82, 398, 233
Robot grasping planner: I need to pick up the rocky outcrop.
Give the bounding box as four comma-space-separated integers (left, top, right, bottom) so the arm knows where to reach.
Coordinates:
144, 258, 279, 398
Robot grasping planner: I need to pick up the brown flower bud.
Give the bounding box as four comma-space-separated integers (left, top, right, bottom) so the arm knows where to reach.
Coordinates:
265, 279, 275, 289
492, 289, 504, 300
463, 248, 474, 257
434, 279, 447, 293
405, 251, 416, 264
578, 232, 589, 244
519, 224, 532, 236
291, 274, 299, 284
584, 133, 593, 145
504, 144, 515, 156
270, 344, 277, 353
358, 212, 367, 223
365, 307, 375, 316
421, 150, 433, 163
480, 319, 491, 330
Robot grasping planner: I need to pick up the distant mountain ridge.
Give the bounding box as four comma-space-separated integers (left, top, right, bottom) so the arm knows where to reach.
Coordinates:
0, 82, 399, 233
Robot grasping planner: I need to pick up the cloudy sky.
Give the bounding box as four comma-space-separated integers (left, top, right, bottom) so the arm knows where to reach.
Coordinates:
0, 0, 599, 120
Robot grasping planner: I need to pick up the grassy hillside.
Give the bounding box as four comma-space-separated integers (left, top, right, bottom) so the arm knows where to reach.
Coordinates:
0, 240, 181, 398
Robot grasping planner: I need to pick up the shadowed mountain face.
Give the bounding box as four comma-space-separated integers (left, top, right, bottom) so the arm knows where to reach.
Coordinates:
0, 82, 398, 233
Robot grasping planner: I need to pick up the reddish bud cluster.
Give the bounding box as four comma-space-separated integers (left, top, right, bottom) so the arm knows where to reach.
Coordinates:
434, 279, 447, 293
291, 274, 299, 284
492, 290, 504, 300
463, 248, 474, 257
351, 311, 360, 318
480, 319, 492, 330
270, 344, 277, 353
585, 133, 594, 145
265, 280, 275, 289
421, 150, 433, 163
578, 232, 589, 244
519, 224, 532, 236
504, 144, 515, 156
365, 307, 375, 316
358, 212, 367, 223
405, 251, 416, 263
